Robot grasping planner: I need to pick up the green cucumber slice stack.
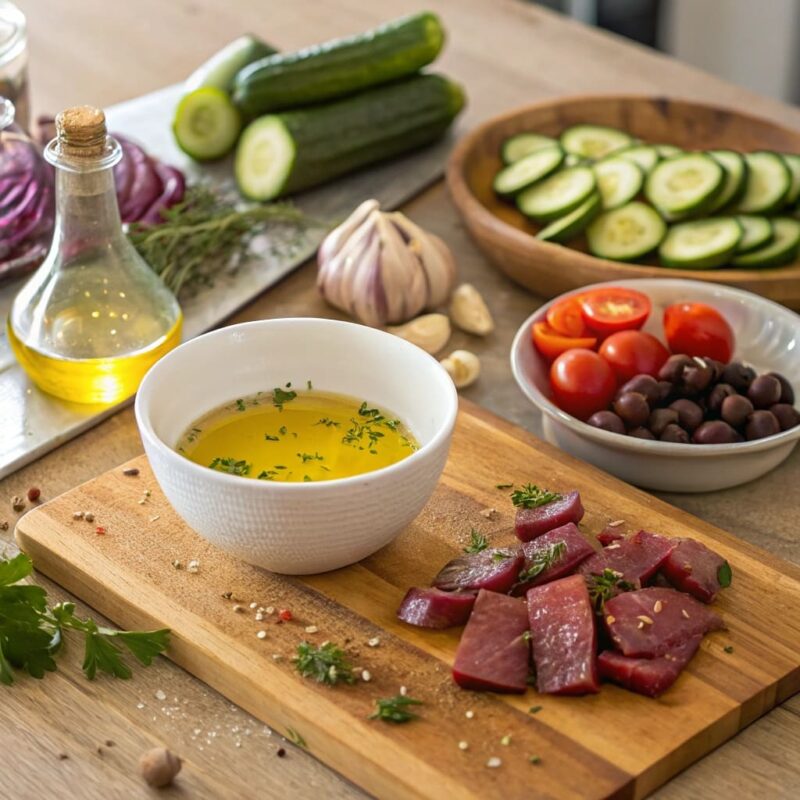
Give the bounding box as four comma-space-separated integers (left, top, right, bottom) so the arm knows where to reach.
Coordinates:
493, 145, 564, 197
536, 192, 601, 243
659, 217, 742, 269
732, 217, 800, 268
734, 152, 792, 214
735, 215, 773, 254
517, 166, 596, 222
614, 144, 660, 173
707, 150, 747, 213
501, 132, 559, 164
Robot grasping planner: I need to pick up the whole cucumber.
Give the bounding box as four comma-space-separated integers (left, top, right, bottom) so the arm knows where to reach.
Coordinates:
232, 12, 445, 116
185, 34, 277, 93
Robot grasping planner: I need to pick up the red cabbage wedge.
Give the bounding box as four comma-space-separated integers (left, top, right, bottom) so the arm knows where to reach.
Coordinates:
397, 587, 476, 629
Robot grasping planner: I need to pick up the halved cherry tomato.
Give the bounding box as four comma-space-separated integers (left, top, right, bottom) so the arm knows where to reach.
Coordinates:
532, 321, 597, 362
550, 348, 617, 420
546, 297, 588, 338
599, 330, 669, 382
579, 287, 651, 334
663, 302, 734, 363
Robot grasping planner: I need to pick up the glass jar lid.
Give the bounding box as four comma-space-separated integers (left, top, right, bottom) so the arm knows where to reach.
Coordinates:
0, 2, 26, 64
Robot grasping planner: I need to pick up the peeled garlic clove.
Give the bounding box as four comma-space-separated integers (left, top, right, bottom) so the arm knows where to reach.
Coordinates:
440, 349, 481, 389
449, 283, 494, 336
388, 313, 451, 355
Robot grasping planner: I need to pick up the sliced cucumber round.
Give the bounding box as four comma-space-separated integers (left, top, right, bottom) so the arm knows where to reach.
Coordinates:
173, 87, 242, 161
586, 201, 666, 261
614, 145, 659, 173
536, 192, 601, 243
734, 151, 792, 214
781, 153, 800, 205
501, 132, 558, 164
659, 217, 742, 269
735, 215, 773, 254
517, 166, 596, 222
731, 217, 800, 268
645, 153, 724, 218
593, 157, 644, 210
235, 115, 296, 200
707, 150, 747, 212
655, 144, 682, 159
564, 153, 587, 167
493, 145, 564, 197
560, 124, 632, 160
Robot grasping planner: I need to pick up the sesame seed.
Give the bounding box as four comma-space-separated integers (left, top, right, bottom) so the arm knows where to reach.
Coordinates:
605, 615, 616, 625
486, 757, 502, 768
637, 621, 644, 629
265, 606, 275, 615
361, 670, 371, 682
681, 609, 690, 619
367, 637, 380, 648
637, 615, 653, 625
654, 600, 663, 613
255, 613, 264, 621
399, 685, 407, 696
607, 519, 625, 527
149, 515, 160, 522
465, 710, 475, 719
256, 630, 267, 640
500, 735, 512, 746
249, 602, 258, 609
305, 625, 318, 634
172, 560, 182, 569
458, 741, 469, 751
605, 543, 621, 550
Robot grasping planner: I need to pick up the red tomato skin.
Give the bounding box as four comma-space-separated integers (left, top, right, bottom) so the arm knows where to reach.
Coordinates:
546, 298, 588, 338
532, 321, 597, 362
579, 288, 651, 335
550, 348, 617, 420
599, 331, 670, 382
663, 302, 734, 363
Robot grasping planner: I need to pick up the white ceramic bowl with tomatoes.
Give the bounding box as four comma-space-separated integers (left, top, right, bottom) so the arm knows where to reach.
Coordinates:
511, 278, 800, 492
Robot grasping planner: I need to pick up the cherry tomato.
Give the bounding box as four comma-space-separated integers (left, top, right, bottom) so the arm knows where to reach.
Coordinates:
546, 297, 588, 337
532, 321, 597, 361
663, 302, 734, 363
599, 330, 669, 382
550, 348, 617, 420
579, 287, 652, 334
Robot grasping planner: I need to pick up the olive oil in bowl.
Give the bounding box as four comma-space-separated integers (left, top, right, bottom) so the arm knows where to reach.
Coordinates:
178, 387, 418, 483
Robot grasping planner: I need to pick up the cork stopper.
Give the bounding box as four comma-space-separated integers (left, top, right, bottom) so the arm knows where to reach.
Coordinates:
56, 105, 107, 156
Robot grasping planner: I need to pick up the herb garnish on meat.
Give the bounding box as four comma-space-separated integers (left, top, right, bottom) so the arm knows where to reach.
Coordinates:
518, 541, 567, 583
510, 484, 562, 509
586, 568, 635, 611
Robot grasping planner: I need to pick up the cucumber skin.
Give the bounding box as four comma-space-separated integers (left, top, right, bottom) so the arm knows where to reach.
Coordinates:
233, 13, 444, 116
537, 193, 601, 243
185, 35, 277, 92
731, 218, 800, 268
235, 74, 464, 200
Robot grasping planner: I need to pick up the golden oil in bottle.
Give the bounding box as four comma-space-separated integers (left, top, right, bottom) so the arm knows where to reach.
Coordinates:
7, 105, 182, 404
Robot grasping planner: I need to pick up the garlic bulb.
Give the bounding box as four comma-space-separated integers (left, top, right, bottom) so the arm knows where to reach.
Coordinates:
317, 199, 457, 327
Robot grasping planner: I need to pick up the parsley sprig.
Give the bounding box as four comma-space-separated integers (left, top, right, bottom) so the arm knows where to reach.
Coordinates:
510, 484, 561, 509
369, 694, 423, 723
293, 641, 355, 686
0, 554, 169, 685
518, 540, 566, 583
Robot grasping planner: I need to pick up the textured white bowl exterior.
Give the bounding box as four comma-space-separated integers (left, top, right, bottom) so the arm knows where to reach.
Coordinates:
511, 279, 800, 492
135, 319, 458, 574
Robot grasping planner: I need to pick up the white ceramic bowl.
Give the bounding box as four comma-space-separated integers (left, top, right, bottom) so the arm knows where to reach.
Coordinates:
135, 318, 458, 574
511, 279, 800, 493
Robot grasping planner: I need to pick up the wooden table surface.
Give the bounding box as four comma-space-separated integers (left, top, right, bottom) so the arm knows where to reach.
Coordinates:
3, 1, 798, 797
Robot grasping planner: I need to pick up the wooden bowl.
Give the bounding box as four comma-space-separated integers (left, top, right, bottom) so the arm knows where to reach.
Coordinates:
446, 95, 800, 309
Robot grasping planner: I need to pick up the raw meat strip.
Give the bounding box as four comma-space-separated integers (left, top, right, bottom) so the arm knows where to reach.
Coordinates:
526, 574, 599, 695
452, 590, 530, 693
433, 548, 524, 595
515, 490, 584, 542
603, 587, 724, 658
579, 530, 676, 586
397, 587, 476, 629
660, 538, 731, 603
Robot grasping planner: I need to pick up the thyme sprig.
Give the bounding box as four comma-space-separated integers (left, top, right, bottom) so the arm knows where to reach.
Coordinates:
518, 540, 566, 583
586, 568, 635, 611
510, 484, 561, 509
369, 694, 423, 723
463, 529, 489, 554
293, 641, 355, 686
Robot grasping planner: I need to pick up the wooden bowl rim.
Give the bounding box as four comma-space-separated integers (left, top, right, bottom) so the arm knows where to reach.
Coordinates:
446, 93, 800, 287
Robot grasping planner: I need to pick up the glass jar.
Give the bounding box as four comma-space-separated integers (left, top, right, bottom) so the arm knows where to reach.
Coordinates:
0, 2, 28, 131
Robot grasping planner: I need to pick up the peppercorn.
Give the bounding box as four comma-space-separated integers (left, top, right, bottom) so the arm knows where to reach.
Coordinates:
26, 487, 41, 502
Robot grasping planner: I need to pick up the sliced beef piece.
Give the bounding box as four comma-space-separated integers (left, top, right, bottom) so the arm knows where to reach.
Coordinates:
515, 490, 584, 542
660, 538, 731, 603
397, 587, 476, 629
578, 530, 676, 586
526, 574, 600, 695
433, 547, 524, 595
598, 635, 702, 697
603, 587, 724, 658
452, 589, 530, 693
512, 523, 595, 595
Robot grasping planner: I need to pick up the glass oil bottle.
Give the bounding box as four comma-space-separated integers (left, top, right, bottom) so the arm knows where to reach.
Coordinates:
7, 105, 182, 404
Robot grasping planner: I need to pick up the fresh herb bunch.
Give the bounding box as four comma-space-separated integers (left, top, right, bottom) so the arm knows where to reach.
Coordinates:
510, 484, 561, 509
293, 641, 355, 686
369, 694, 423, 723
0, 554, 169, 685
586, 568, 635, 611
463, 529, 489, 554
127, 185, 316, 295
518, 541, 566, 583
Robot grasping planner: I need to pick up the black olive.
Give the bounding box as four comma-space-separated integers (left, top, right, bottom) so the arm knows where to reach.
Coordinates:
649, 407, 680, 437
769, 403, 800, 431
720, 394, 754, 428
707, 383, 737, 414
747, 375, 782, 409
721, 361, 756, 391
618, 374, 660, 407
704, 358, 725, 382
587, 410, 626, 435
692, 420, 740, 444
613, 392, 651, 428
680, 357, 714, 394
656, 380, 674, 403
669, 398, 704, 432
660, 423, 690, 443
658, 354, 694, 384
628, 426, 656, 440
745, 410, 780, 440
767, 372, 795, 405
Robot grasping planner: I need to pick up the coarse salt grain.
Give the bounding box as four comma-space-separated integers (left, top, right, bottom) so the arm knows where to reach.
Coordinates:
399, 685, 407, 696
249, 602, 258, 609
458, 741, 469, 751
304, 625, 318, 634
255, 613, 264, 621
367, 637, 380, 648
487, 757, 502, 768
187, 559, 200, 573
154, 689, 166, 701
465, 710, 475, 719
256, 631, 267, 640
265, 606, 275, 615
361, 670, 371, 682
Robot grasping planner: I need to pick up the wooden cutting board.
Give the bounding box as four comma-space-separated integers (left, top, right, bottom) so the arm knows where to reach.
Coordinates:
16, 401, 800, 800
